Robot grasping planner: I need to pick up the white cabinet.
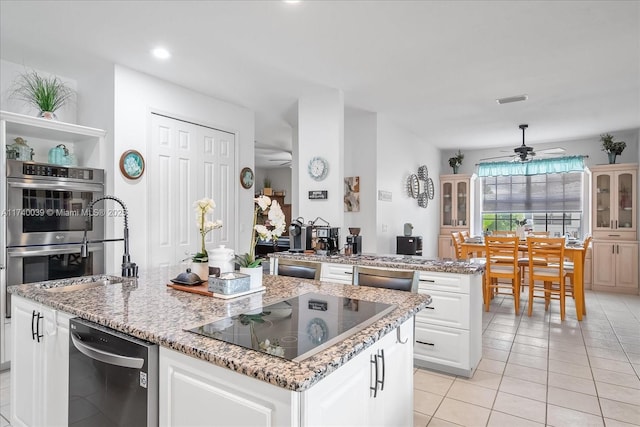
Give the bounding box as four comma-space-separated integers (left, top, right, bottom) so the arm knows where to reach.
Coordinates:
438, 235, 456, 260
10, 295, 72, 427
591, 163, 637, 240
439, 174, 471, 258
320, 262, 354, 284
301, 318, 414, 426
592, 241, 639, 292
160, 319, 414, 427
414, 271, 482, 377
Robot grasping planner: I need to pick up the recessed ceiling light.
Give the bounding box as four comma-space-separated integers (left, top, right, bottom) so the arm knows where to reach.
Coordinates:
496, 94, 528, 104
283, 0, 301, 4
151, 47, 171, 60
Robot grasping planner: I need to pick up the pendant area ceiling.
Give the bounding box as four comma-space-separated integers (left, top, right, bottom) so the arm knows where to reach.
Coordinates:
1, 1, 638, 157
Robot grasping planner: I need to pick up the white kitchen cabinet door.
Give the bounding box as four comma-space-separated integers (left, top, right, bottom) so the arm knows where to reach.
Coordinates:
41, 306, 72, 427
149, 113, 236, 267
320, 262, 354, 284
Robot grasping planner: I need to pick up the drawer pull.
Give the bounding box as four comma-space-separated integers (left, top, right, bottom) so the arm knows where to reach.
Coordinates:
419, 279, 435, 283
396, 327, 408, 344
416, 340, 435, 347
425, 306, 435, 310
345, 271, 353, 275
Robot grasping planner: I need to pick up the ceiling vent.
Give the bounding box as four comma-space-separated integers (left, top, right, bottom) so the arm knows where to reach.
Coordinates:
496, 94, 528, 104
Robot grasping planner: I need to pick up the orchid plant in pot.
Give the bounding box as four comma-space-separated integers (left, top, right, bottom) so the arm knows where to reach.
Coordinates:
191, 198, 222, 279
235, 195, 286, 288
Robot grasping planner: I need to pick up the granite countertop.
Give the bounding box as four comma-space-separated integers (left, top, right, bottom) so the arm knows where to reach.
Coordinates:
8, 266, 430, 392
269, 252, 485, 274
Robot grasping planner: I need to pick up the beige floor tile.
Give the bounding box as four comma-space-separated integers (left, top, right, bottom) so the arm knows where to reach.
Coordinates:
588, 356, 636, 375
492, 391, 546, 424
596, 382, 640, 406
477, 358, 505, 375
510, 342, 549, 358
482, 347, 509, 362
585, 337, 624, 351
507, 352, 548, 370
414, 411, 431, 427
1, 415, 9, 427
547, 386, 601, 416
414, 369, 455, 396
482, 337, 513, 352
487, 411, 544, 427
547, 372, 597, 396
548, 358, 593, 380
548, 339, 588, 354
513, 335, 548, 348
592, 367, 640, 390
599, 398, 640, 425
622, 342, 640, 354
586, 346, 630, 362
548, 347, 590, 366
433, 397, 490, 427
626, 352, 640, 364
455, 369, 502, 391
603, 417, 640, 427
0, 405, 8, 424
426, 417, 463, 427
503, 363, 547, 385
546, 404, 604, 427
486, 323, 519, 334
446, 381, 497, 409
414, 389, 445, 416
516, 328, 548, 339
483, 330, 516, 342
498, 376, 547, 402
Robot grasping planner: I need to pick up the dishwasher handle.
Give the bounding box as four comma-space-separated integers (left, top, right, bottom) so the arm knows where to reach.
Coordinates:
71, 332, 144, 369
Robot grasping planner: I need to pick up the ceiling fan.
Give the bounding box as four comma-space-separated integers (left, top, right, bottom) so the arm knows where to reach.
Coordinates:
480, 124, 566, 162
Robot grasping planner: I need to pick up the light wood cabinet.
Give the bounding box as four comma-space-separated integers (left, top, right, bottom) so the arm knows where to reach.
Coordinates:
591, 163, 637, 240
590, 163, 638, 293
11, 295, 72, 427
439, 174, 471, 258
592, 241, 639, 292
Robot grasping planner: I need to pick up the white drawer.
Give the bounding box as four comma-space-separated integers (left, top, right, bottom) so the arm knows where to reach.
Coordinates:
416, 290, 470, 329
320, 262, 354, 284
418, 271, 468, 294
414, 321, 470, 369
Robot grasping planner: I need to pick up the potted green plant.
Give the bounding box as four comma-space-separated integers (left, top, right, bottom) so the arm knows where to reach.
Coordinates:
10, 69, 74, 119
600, 133, 626, 164
448, 150, 464, 174
263, 177, 273, 196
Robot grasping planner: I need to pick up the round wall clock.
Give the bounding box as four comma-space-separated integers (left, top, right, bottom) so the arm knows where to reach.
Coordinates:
306, 318, 329, 344
240, 167, 254, 189
119, 150, 145, 180
308, 156, 329, 181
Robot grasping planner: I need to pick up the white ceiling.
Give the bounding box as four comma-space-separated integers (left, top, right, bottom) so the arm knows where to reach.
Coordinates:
1, 1, 639, 167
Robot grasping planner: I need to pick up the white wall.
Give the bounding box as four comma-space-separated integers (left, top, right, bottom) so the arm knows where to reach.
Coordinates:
344, 108, 378, 253
109, 65, 255, 272
376, 117, 441, 257
255, 167, 292, 204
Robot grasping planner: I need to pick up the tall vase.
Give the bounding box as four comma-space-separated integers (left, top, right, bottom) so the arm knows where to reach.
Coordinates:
240, 266, 263, 290
607, 152, 617, 164
452, 165, 459, 174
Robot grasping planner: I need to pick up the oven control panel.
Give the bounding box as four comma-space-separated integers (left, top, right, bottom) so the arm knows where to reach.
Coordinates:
23, 163, 93, 179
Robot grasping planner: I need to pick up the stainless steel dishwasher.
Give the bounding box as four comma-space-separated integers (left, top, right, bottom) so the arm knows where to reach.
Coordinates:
68, 318, 158, 426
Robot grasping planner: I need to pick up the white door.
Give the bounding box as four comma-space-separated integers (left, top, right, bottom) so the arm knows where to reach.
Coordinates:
149, 113, 235, 267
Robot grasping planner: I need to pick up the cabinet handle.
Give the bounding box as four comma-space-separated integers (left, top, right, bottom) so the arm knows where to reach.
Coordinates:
419, 279, 435, 283
377, 349, 385, 392
612, 245, 615, 254
396, 327, 408, 344
416, 340, 435, 347
370, 354, 378, 398
617, 245, 619, 254
36, 312, 43, 342
425, 306, 435, 310
608, 234, 621, 237
610, 220, 613, 229
31, 310, 37, 341
345, 271, 353, 275
615, 220, 618, 229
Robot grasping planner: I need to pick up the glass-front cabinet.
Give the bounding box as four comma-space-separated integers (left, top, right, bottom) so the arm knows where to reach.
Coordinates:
591, 164, 637, 240
440, 174, 470, 229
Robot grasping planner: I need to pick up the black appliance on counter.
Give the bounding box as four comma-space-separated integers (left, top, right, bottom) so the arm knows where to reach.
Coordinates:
396, 236, 423, 256
187, 292, 396, 362
289, 218, 313, 252
314, 226, 340, 255
346, 235, 362, 255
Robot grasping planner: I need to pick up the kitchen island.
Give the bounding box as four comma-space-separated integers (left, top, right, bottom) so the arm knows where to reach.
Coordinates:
8, 266, 430, 426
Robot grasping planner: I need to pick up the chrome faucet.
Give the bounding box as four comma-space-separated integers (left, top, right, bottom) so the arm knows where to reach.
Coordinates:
81, 195, 138, 277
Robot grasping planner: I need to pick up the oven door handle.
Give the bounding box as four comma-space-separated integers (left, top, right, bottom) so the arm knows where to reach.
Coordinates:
70, 332, 144, 369
7, 245, 100, 257
7, 180, 104, 192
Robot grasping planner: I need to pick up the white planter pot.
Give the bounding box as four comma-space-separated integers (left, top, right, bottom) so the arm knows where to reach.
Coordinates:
191, 262, 209, 281
240, 267, 263, 290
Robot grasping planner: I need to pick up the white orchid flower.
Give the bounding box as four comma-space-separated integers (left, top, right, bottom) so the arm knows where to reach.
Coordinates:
254, 195, 271, 211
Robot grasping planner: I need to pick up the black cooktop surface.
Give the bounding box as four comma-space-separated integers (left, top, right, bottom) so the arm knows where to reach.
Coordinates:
187, 292, 396, 362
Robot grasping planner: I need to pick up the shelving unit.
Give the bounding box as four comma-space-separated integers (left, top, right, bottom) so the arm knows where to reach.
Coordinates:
438, 174, 471, 258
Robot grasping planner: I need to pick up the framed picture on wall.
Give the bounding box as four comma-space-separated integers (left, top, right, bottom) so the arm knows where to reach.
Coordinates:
240, 167, 254, 189
344, 176, 360, 212
119, 150, 145, 180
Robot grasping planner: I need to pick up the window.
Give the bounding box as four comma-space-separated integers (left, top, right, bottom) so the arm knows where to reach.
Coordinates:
481, 172, 584, 236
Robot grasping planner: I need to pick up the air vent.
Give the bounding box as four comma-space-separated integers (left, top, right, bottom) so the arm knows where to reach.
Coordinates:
496, 94, 528, 104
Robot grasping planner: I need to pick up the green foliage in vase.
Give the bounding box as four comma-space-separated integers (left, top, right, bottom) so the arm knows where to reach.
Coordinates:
600, 133, 626, 155
11, 69, 74, 113
448, 150, 464, 168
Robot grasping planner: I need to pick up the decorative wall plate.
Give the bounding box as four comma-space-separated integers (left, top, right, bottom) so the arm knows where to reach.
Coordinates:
240, 167, 254, 189
119, 150, 145, 179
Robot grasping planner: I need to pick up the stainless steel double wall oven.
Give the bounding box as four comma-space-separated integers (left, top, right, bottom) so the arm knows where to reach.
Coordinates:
5, 160, 106, 317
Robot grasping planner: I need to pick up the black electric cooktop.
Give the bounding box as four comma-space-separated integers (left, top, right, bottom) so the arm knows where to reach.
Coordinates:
187, 292, 397, 362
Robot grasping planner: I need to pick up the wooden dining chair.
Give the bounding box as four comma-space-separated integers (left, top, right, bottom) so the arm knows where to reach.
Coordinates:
565, 235, 592, 315
484, 235, 521, 314
276, 258, 321, 280
527, 237, 567, 320
492, 230, 515, 236
451, 232, 464, 259
352, 266, 418, 292
529, 231, 550, 237
460, 230, 470, 241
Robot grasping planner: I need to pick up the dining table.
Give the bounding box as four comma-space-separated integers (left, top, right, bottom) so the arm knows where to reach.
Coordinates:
460, 240, 587, 321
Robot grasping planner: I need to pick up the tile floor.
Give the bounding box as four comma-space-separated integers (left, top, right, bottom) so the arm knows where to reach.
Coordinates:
414, 290, 640, 426
0, 290, 638, 427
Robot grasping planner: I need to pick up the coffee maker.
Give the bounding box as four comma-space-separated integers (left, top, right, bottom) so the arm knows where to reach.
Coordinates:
314, 226, 340, 255
346, 227, 362, 255
289, 218, 312, 252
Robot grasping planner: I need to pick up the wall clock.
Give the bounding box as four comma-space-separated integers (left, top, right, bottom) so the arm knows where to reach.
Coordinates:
308, 156, 329, 181
119, 150, 145, 180
240, 167, 254, 189
306, 318, 329, 344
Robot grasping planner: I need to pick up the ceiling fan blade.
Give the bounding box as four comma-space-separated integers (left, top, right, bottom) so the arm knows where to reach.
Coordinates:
537, 147, 566, 154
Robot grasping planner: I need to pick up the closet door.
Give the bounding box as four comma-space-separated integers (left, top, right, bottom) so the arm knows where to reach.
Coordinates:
149, 113, 235, 267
